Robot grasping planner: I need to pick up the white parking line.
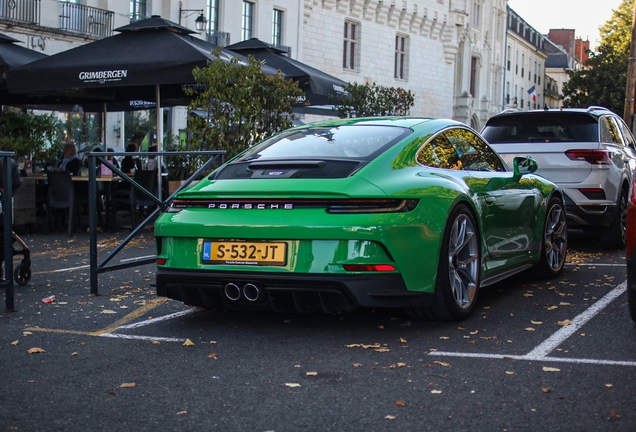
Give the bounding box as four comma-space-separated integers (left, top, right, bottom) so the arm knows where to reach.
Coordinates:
100, 333, 186, 342
117, 308, 199, 329
432, 281, 636, 367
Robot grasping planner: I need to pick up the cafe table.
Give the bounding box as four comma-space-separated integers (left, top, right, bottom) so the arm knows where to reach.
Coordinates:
28, 172, 124, 231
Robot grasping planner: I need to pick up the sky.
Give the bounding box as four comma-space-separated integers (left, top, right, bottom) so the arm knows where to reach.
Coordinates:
507, 0, 625, 49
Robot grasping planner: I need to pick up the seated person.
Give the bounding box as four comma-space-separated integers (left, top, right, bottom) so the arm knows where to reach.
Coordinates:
56, 142, 81, 176
121, 142, 142, 174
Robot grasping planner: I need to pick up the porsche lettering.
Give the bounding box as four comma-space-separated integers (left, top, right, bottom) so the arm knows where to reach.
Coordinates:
207, 203, 293, 209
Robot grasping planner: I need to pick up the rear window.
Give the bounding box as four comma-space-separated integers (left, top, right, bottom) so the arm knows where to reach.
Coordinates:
237, 125, 410, 161
482, 113, 598, 144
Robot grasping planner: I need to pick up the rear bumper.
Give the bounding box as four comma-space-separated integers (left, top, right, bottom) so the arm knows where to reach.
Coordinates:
564, 193, 616, 228
156, 268, 433, 313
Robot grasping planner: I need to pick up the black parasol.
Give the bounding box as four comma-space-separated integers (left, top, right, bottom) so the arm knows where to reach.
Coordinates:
226, 38, 349, 106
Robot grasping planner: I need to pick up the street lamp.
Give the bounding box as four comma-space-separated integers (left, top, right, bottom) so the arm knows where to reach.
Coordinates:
178, 1, 207, 32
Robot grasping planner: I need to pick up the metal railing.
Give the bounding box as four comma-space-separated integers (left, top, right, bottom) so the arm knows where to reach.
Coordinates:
0, 152, 15, 312
59, 2, 114, 38
0, 0, 40, 25
87, 150, 225, 296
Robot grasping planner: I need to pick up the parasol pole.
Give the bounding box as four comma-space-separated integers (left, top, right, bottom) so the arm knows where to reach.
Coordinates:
156, 84, 163, 201
103, 102, 108, 151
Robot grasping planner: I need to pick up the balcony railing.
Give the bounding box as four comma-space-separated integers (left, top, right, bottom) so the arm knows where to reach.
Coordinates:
59, 2, 113, 38
0, 0, 41, 25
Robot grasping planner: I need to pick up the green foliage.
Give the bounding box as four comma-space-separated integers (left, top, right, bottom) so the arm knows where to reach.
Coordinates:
334, 82, 415, 118
69, 114, 102, 155
0, 108, 64, 160
185, 49, 303, 160
561, 0, 634, 114
124, 111, 156, 145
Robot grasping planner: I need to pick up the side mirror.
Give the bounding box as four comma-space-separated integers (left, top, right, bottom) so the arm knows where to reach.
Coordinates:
513, 156, 537, 179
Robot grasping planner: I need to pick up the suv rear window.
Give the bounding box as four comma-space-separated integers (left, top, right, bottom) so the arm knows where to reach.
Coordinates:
483, 113, 598, 144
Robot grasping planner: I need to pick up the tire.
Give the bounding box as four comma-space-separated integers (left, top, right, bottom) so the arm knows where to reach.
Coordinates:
534, 197, 568, 278
405, 204, 480, 321
601, 190, 627, 250
14, 263, 31, 286
629, 287, 636, 323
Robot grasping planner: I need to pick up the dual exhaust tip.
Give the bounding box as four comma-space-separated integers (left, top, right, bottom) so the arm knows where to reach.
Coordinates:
224, 282, 264, 302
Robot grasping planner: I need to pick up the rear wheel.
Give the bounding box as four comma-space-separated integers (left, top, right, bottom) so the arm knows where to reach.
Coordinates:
534, 197, 568, 278
601, 190, 627, 249
406, 204, 480, 321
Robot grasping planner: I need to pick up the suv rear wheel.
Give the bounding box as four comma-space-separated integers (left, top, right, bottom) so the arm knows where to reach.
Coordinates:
601, 190, 627, 249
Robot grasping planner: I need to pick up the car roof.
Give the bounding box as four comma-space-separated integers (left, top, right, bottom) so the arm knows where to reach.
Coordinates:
294, 116, 438, 130
488, 106, 615, 121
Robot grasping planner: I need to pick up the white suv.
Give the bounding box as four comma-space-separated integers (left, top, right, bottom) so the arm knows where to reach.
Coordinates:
482, 106, 636, 249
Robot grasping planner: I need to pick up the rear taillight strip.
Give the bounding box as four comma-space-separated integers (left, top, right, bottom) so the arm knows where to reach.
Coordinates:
564, 149, 612, 165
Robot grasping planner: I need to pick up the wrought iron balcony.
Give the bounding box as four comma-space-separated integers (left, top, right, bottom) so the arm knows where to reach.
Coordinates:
59, 2, 114, 38
0, 0, 41, 25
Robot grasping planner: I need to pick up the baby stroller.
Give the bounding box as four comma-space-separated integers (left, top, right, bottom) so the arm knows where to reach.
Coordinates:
0, 160, 32, 286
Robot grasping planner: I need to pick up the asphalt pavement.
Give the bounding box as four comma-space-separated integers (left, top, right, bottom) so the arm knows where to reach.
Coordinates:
0, 221, 635, 431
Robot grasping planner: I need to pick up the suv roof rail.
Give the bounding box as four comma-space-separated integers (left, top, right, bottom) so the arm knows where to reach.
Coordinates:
500, 108, 521, 114
587, 105, 610, 113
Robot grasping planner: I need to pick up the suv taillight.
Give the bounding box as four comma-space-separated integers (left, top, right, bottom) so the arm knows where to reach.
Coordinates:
565, 149, 612, 165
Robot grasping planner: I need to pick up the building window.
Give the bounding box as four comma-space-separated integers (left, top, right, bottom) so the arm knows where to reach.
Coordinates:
242, 1, 254, 41
394, 35, 407, 80
207, 0, 219, 34
506, 45, 510, 71
472, 0, 481, 28
515, 50, 519, 75
469, 57, 478, 96
272, 9, 283, 46
343, 21, 359, 71
130, 0, 146, 21
521, 53, 525, 78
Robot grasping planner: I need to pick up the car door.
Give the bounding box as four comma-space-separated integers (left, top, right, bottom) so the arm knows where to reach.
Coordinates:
443, 128, 542, 260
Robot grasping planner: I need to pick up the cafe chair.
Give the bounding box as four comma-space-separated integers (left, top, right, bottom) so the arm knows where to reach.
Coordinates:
130, 169, 158, 229
45, 170, 77, 236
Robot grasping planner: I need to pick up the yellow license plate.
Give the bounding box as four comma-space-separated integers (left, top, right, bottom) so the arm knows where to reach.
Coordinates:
202, 241, 287, 266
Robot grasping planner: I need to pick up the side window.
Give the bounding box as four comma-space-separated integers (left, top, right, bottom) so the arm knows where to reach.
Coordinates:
618, 119, 636, 150
445, 128, 507, 172
600, 117, 622, 144
416, 133, 462, 170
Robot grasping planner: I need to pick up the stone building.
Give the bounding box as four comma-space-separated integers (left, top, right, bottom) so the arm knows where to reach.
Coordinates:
0, 1, 531, 135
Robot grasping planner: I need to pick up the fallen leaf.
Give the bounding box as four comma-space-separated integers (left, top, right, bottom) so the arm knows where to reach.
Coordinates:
559, 302, 572, 306
346, 343, 381, 349
71, 352, 78, 356
531, 321, 543, 325
284, 383, 301, 388
558, 319, 573, 327
378, 325, 384, 329
542, 366, 561, 372
22, 331, 32, 336
151, 340, 161, 345
547, 306, 558, 311
27, 347, 45, 354
120, 382, 136, 388
605, 384, 613, 388
385, 415, 396, 420
523, 293, 533, 297
182, 339, 195, 347
433, 361, 450, 367
542, 387, 551, 393
208, 353, 218, 360
431, 390, 442, 394
352, 363, 362, 367
399, 337, 407, 343
11, 340, 18, 346
306, 372, 318, 376
505, 371, 515, 375
610, 408, 621, 418
525, 327, 536, 332
101, 310, 117, 314
176, 411, 187, 415
470, 330, 479, 335
440, 336, 449, 340
397, 362, 406, 367
375, 348, 390, 353
395, 401, 405, 407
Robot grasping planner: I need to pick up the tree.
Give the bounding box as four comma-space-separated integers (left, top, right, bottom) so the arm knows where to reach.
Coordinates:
562, 0, 634, 114
334, 82, 415, 118
0, 108, 64, 161
185, 49, 303, 160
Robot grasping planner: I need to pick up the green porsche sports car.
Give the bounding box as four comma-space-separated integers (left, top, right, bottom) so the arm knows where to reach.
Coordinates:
155, 117, 568, 320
